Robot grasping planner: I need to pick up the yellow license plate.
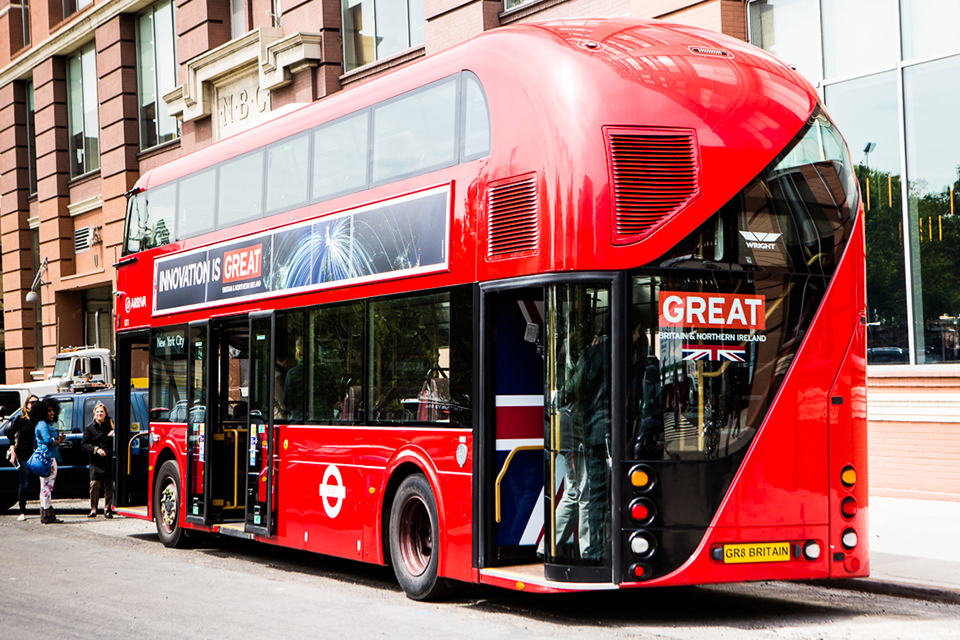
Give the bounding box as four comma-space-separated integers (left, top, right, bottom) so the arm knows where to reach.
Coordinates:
722, 542, 791, 564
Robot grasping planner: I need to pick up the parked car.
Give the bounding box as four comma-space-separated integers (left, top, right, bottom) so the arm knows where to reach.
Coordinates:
0, 389, 149, 511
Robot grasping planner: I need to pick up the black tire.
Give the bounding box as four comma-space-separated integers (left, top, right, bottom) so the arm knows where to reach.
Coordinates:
0, 498, 16, 513
389, 474, 447, 601
154, 460, 187, 548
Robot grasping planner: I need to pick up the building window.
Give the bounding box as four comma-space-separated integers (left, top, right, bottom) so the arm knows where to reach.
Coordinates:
903, 57, 960, 364
62, 0, 93, 19
748, 0, 822, 85
22, 0, 31, 47
137, 1, 179, 150
26, 81, 37, 195
67, 43, 99, 178
749, 0, 960, 365
824, 73, 907, 361
341, 0, 425, 73
231, 0, 246, 39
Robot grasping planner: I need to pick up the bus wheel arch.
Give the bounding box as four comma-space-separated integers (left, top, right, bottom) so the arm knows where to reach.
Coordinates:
153, 458, 187, 548
383, 465, 447, 601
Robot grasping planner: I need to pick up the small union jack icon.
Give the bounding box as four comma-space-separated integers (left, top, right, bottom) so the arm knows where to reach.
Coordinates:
682, 344, 746, 362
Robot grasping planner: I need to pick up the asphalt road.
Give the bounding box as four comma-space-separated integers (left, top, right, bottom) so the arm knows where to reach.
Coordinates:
3, 500, 960, 639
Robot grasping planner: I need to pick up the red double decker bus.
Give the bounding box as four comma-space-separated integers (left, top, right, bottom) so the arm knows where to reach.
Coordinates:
113, 17, 867, 600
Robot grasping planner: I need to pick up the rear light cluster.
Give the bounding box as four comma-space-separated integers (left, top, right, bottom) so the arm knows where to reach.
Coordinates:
837, 464, 861, 572
627, 465, 657, 580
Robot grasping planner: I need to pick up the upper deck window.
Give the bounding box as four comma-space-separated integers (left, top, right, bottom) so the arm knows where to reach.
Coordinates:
125, 181, 176, 254
178, 168, 216, 239
123, 71, 490, 255
372, 77, 458, 184
313, 111, 369, 202
219, 150, 264, 227
462, 74, 491, 160
266, 132, 311, 215
342, 0, 425, 73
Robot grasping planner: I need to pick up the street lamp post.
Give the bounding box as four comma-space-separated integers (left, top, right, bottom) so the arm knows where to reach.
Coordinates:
26, 256, 48, 377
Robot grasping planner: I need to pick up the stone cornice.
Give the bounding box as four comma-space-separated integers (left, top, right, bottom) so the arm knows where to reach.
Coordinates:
67, 194, 103, 216
165, 28, 323, 123
165, 28, 280, 122
0, 0, 154, 88
261, 32, 324, 91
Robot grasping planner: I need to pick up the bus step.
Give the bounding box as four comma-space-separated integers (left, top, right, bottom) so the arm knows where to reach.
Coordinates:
216, 523, 254, 540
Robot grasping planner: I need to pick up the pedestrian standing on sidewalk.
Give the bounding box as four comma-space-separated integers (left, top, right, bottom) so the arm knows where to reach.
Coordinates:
3, 395, 40, 521
81, 402, 115, 518
31, 397, 66, 524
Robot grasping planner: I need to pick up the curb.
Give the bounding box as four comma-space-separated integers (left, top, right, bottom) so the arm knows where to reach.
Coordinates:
812, 578, 960, 606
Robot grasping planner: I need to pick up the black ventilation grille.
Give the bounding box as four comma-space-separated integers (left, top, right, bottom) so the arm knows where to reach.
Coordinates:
606, 129, 699, 242
690, 46, 731, 57
487, 173, 539, 257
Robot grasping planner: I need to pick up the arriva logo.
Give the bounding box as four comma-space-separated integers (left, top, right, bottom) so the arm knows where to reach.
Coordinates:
125, 295, 148, 313
739, 231, 781, 250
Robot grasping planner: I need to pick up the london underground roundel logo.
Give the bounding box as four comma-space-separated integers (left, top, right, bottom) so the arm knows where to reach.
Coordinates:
319, 464, 346, 518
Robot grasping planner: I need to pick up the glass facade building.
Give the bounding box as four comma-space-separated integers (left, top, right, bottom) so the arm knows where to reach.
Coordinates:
750, 0, 960, 366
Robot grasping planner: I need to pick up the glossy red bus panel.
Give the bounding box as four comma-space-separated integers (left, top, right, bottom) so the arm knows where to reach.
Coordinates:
116, 17, 866, 600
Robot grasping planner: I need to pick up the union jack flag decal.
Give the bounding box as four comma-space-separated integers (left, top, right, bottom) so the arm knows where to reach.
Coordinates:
682, 344, 747, 362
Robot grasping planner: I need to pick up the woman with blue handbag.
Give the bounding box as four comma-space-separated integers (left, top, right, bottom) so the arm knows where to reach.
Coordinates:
2, 395, 39, 521
31, 397, 66, 524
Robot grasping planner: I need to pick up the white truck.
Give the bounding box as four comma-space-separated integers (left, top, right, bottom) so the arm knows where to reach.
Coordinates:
0, 347, 114, 417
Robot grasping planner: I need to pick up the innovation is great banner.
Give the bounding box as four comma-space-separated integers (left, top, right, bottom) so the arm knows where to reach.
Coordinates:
153, 186, 450, 314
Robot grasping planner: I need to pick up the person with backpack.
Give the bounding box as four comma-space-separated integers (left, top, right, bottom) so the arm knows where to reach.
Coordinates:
31, 397, 66, 524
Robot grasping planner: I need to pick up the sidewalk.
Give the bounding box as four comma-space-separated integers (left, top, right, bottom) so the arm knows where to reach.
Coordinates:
827, 496, 960, 604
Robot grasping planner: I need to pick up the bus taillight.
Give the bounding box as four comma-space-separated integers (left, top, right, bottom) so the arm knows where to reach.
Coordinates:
840, 497, 858, 519
629, 499, 655, 524
841, 465, 857, 488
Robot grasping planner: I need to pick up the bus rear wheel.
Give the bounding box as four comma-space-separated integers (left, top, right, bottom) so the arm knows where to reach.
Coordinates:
389, 474, 446, 601
154, 460, 187, 548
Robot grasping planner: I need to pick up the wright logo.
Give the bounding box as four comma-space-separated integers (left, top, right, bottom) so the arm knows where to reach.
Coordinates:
739, 231, 781, 250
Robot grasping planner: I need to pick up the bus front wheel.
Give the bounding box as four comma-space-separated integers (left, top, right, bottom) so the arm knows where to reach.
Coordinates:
154, 460, 186, 548
389, 474, 447, 601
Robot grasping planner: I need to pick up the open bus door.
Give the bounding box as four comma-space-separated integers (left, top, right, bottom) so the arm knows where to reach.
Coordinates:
115, 330, 150, 508
183, 316, 259, 528
481, 287, 546, 567
246, 311, 276, 535
183, 321, 211, 525
481, 279, 619, 585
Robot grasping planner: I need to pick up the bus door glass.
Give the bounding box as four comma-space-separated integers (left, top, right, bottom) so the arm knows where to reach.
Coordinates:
247, 311, 275, 535
115, 330, 150, 507
544, 283, 613, 581
487, 288, 546, 566
211, 319, 251, 522
184, 321, 210, 525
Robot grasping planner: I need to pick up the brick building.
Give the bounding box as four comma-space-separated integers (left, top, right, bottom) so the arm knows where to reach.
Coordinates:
1, 0, 957, 501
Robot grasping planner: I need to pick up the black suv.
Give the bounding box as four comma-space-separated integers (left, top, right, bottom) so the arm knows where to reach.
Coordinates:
1, 389, 149, 511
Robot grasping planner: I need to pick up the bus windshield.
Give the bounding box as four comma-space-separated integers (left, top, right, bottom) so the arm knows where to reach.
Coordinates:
627, 108, 859, 464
